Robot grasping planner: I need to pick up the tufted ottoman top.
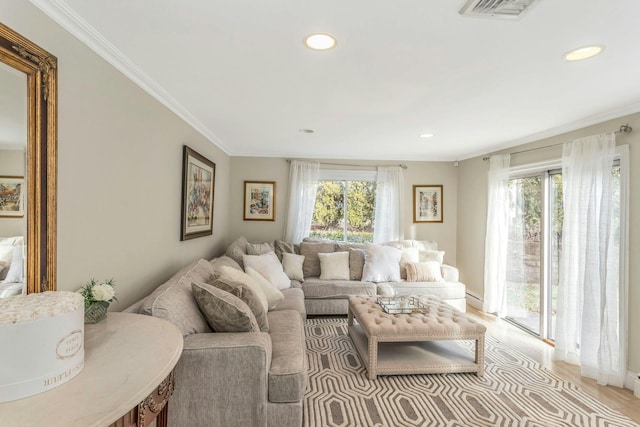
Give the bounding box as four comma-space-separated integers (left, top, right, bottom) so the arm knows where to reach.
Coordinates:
349, 295, 486, 339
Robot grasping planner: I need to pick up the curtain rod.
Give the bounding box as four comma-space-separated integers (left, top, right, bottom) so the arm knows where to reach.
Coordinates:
286, 160, 408, 169
482, 124, 633, 161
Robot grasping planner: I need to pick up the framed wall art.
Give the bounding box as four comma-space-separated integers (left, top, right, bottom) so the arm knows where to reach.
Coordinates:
413, 185, 443, 223
181, 146, 215, 240
0, 176, 24, 218
243, 181, 276, 221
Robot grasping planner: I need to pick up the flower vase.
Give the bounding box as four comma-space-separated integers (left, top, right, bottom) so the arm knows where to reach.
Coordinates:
84, 301, 109, 324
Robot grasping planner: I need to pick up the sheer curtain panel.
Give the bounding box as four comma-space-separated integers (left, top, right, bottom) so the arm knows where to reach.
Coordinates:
555, 133, 626, 387
373, 166, 404, 243
483, 154, 511, 317
283, 161, 320, 243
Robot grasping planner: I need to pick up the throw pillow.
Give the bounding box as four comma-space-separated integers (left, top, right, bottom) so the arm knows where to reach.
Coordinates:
210, 276, 269, 332
399, 247, 420, 280
405, 261, 445, 282
245, 266, 285, 309
274, 240, 300, 261
218, 265, 269, 313
318, 252, 350, 280
192, 282, 260, 332
361, 242, 402, 283
246, 241, 274, 256
242, 252, 291, 290
348, 248, 365, 281
282, 253, 305, 281
299, 242, 335, 278
419, 250, 445, 264
4, 246, 24, 283
225, 236, 248, 268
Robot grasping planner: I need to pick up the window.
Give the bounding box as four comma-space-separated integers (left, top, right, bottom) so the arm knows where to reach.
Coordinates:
310, 180, 376, 242
308, 170, 377, 243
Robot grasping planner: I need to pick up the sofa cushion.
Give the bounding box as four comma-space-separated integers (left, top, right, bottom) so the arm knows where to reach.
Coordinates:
246, 241, 275, 255
376, 281, 466, 300
302, 278, 376, 299
245, 266, 285, 309
142, 259, 215, 335
385, 239, 438, 251
210, 277, 269, 332
274, 240, 300, 261
243, 252, 291, 290
192, 282, 260, 332
266, 310, 306, 403
362, 242, 402, 282
318, 252, 350, 280
272, 288, 306, 317
300, 242, 335, 278
209, 255, 243, 273
226, 236, 248, 268
282, 253, 305, 281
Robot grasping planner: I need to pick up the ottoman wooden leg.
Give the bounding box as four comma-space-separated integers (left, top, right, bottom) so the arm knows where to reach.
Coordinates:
368, 336, 378, 380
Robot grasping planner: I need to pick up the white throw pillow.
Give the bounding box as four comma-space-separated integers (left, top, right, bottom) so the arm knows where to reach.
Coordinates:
282, 253, 305, 281
419, 250, 445, 264
405, 261, 445, 282
318, 252, 350, 281
243, 252, 291, 290
361, 242, 402, 283
3, 246, 24, 283
245, 267, 285, 309
217, 265, 269, 313
399, 247, 419, 280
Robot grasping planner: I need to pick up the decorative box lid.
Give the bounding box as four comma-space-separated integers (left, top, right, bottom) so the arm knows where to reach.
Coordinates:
0, 291, 83, 325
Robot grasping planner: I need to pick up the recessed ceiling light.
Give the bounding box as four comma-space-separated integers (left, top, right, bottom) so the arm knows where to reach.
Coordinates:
299, 129, 314, 134
419, 133, 434, 138
304, 33, 337, 50
563, 45, 604, 61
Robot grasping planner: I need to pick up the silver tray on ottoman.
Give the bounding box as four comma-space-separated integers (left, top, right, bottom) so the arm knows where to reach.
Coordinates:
377, 296, 428, 314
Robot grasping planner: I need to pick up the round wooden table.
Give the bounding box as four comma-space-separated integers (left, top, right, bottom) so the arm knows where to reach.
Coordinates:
0, 312, 183, 427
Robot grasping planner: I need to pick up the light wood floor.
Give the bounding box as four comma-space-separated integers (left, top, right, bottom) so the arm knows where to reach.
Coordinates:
466, 305, 640, 423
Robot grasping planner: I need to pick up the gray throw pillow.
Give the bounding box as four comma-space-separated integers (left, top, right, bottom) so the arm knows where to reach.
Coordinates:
349, 248, 365, 281
300, 242, 336, 278
210, 277, 269, 332
192, 282, 260, 333
246, 241, 275, 255
274, 240, 300, 261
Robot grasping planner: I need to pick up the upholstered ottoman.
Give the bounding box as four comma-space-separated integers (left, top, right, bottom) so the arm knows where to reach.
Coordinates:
347, 295, 486, 380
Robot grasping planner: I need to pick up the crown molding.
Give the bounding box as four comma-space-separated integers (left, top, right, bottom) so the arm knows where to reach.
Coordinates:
461, 102, 640, 161
29, 0, 233, 155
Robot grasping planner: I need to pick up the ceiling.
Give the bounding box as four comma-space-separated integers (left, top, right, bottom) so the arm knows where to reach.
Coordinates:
31, 0, 640, 161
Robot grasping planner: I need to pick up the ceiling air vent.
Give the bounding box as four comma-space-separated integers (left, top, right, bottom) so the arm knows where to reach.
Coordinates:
459, 0, 538, 19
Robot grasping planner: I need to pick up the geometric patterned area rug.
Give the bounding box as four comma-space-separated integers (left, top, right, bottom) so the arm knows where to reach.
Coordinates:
304, 317, 639, 427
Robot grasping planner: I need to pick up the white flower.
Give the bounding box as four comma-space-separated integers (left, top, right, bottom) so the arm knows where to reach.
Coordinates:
91, 283, 115, 302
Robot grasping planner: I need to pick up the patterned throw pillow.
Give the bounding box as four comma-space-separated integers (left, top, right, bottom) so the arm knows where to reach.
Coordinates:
405, 261, 445, 282
192, 282, 260, 333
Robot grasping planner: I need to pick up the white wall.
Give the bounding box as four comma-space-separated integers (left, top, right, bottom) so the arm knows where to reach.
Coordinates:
2, 2, 231, 309
0, 149, 26, 237
228, 157, 459, 264
457, 112, 640, 374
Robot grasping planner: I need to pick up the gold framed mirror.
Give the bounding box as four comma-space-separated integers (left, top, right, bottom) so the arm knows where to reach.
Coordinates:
0, 24, 57, 294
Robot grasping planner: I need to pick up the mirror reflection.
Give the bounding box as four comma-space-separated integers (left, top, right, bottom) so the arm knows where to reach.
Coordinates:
0, 62, 27, 297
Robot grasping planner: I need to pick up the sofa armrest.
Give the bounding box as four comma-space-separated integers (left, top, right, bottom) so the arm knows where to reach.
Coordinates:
169, 332, 272, 427
441, 264, 459, 282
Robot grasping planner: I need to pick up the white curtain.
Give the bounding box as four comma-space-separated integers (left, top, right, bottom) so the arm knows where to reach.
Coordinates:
483, 154, 511, 317
555, 133, 626, 387
373, 166, 404, 243
283, 160, 320, 243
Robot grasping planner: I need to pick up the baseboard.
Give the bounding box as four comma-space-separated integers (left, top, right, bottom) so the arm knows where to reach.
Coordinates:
625, 371, 639, 396
465, 291, 483, 310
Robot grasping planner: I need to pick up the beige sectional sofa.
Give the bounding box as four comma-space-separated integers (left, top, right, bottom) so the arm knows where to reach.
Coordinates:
226, 237, 467, 315
125, 256, 306, 427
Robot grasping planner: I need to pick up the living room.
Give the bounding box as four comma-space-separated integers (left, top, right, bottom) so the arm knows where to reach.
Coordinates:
1, 0, 639, 425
